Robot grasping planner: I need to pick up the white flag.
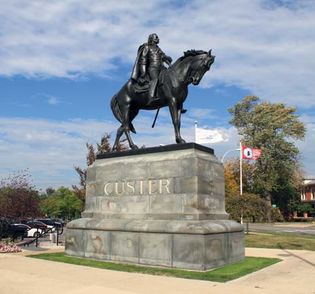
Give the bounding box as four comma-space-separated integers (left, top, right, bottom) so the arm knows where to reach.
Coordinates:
195, 127, 228, 144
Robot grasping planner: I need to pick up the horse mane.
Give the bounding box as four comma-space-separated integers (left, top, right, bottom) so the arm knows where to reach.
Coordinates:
179, 50, 208, 61
171, 50, 208, 68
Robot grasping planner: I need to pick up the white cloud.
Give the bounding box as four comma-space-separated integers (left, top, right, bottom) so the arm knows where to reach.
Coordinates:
297, 114, 315, 177
0, 117, 118, 188
0, 113, 235, 188
0, 0, 314, 186
0, 0, 315, 106
47, 96, 59, 105
31, 92, 64, 106
189, 108, 217, 120
1, 114, 312, 189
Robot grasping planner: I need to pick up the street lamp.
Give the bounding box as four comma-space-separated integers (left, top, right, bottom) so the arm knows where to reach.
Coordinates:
221, 148, 240, 163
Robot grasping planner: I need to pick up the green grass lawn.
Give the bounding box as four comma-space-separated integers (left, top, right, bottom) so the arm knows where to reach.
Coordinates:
245, 232, 315, 251
29, 252, 280, 283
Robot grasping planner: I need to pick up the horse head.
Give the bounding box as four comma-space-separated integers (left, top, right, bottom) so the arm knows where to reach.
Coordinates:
183, 50, 215, 85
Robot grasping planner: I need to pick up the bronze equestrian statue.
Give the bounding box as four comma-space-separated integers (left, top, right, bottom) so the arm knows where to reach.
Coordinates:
110, 34, 215, 150
131, 33, 172, 105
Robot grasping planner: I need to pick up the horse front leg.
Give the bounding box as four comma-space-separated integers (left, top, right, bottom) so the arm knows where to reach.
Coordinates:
169, 99, 186, 144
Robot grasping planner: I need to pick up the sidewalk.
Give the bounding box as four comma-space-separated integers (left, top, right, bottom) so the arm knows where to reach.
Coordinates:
0, 246, 314, 294
273, 222, 315, 228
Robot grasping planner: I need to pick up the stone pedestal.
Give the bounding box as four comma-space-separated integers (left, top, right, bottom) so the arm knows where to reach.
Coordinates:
66, 143, 244, 270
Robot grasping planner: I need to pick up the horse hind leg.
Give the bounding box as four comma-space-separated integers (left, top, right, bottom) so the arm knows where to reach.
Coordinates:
112, 125, 124, 151
124, 129, 138, 150
124, 108, 139, 150
120, 106, 139, 150
113, 123, 138, 151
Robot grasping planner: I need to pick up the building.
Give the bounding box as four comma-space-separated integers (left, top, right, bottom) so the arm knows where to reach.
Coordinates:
301, 179, 315, 202
300, 179, 315, 217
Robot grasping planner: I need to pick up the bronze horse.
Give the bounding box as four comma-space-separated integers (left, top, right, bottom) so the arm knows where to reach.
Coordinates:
110, 50, 215, 150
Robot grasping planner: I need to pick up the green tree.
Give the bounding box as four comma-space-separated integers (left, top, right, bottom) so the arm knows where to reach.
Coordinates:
40, 187, 82, 220
225, 193, 270, 222
228, 96, 306, 216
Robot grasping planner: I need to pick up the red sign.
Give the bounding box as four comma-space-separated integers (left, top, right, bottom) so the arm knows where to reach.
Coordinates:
242, 145, 262, 160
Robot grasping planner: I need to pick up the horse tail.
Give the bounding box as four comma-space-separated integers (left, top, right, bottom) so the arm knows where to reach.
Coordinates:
110, 94, 136, 134
129, 122, 136, 134
110, 94, 122, 123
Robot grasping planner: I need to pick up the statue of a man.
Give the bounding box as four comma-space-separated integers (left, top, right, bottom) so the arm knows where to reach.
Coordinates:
131, 33, 172, 104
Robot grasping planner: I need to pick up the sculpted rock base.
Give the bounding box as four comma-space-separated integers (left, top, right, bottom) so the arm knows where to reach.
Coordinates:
66, 143, 244, 270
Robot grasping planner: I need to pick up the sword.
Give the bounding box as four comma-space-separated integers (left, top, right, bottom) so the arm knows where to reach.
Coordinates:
151, 108, 160, 128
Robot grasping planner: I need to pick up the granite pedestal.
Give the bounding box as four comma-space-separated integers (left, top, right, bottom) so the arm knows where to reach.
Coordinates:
65, 143, 244, 270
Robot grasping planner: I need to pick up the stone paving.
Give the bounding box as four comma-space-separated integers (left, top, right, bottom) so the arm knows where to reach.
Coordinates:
0, 246, 315, 294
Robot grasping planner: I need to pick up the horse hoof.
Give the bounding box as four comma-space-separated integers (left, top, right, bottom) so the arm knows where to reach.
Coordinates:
176, 138, 186, 144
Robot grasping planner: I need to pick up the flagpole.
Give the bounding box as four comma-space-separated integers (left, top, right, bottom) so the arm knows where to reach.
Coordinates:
240, 140, 243, 196
240, 140, 243, 224
194, 121, 197, 143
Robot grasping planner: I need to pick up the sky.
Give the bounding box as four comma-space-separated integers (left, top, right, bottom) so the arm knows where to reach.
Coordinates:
0, 0, 315, 190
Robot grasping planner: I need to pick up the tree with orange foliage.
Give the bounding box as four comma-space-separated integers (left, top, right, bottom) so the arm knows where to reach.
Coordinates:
224, 159, 256, 197
224, 160, 239, 198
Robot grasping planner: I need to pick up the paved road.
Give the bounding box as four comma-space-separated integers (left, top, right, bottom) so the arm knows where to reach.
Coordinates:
247, 222, 315, 235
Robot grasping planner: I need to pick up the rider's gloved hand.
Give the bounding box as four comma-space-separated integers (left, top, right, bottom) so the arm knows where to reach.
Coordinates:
138, 77, 147, 85
165, 56, 172, 65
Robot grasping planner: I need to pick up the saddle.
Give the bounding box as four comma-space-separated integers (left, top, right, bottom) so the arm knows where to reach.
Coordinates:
132, 67, 167, 94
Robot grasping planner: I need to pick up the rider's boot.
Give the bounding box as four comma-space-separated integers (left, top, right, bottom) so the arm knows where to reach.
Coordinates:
147, 80, 159, 105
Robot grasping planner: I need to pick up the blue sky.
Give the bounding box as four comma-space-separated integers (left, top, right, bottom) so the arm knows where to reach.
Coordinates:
0, 0, 314, 190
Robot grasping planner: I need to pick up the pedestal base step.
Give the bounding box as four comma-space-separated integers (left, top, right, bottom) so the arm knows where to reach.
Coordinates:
66, 218, 244, 270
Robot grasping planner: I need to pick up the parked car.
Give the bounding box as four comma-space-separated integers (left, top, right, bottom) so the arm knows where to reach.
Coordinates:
52, 218, 66, 226
35, 218, 63, 231
26, 220, 49, 231
0, 219, 29, 241
27, 227, 43, 238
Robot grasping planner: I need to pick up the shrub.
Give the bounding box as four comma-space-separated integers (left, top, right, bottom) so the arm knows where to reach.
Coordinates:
226, 193, 270, 222
0, 240, 22, 253
270, 208, 285, 222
